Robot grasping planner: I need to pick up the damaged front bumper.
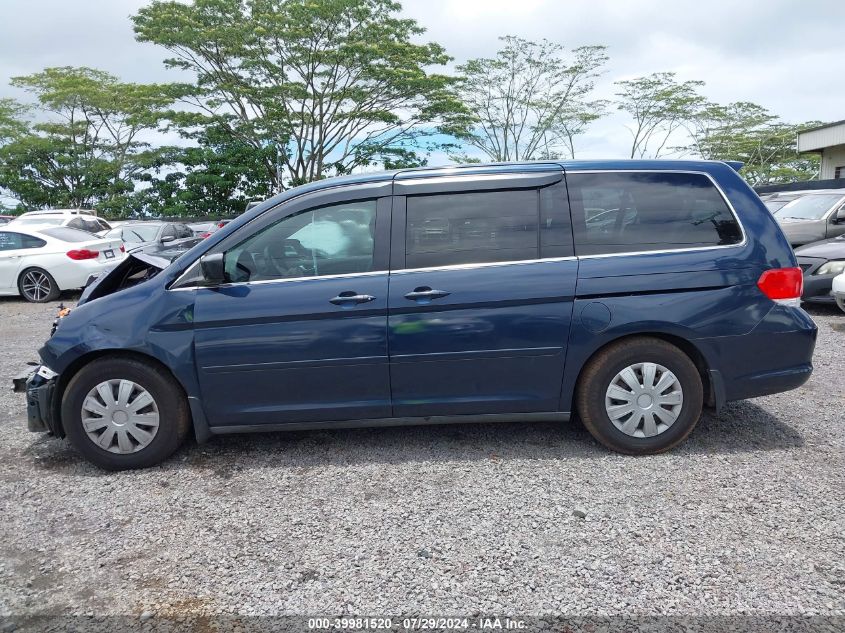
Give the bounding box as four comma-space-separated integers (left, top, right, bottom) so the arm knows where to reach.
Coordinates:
13, 365, 59, 434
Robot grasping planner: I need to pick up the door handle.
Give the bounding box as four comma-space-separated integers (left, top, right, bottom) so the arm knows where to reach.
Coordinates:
329, 291, 376, 307
404, 286, 451, 304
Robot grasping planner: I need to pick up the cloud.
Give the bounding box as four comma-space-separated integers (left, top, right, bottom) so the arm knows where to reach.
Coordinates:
0, 0, 840, 159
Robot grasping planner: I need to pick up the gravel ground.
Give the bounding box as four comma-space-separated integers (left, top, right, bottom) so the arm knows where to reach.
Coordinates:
0, 294, 843, 629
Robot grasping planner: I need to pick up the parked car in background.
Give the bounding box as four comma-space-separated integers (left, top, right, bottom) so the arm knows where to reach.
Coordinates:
189, 219, 234, 239
832, 272, 845, 313
9, 209, 112, 235
794, 234, 845, 306
188, 221, 216, 237
773, 191, 845, 246
0, 226, 125, 302
0, 215, 13, 225
760, 191, 804, 214
102, 221, 202, 260
15, 160, 817, 470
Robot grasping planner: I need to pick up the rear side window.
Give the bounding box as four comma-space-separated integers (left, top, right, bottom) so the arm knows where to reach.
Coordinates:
567, 172, 743, 255
0, 231, 46, 250
405, 189, 539, 268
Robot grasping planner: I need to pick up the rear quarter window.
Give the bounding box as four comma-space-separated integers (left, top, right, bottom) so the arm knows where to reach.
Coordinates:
567, 172, 743, 255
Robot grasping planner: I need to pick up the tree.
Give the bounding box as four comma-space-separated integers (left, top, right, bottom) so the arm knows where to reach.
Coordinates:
453, 37, 608, 161
132, 123, 278, 218
0, 98, 29, 145
683, 101, 821, 185
0, 67, 173, 210
133, 0, 465, 191
615, 72, 704, 159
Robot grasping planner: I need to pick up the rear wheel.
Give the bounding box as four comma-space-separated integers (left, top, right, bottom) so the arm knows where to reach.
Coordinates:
576, 337, 703, 455
62, 357, 190, 470
836, 296, 845, 314
18, 268, 60, 303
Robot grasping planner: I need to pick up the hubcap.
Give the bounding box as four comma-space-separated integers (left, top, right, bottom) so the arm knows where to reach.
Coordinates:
81, 379, 160, 454
21, 271, 51, 301
604, 362, 683, 438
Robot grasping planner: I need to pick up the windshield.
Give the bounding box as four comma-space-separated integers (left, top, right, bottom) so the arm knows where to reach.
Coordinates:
13, 217, 64, 226
119, 225, 161, 243
776, 194, 844, 220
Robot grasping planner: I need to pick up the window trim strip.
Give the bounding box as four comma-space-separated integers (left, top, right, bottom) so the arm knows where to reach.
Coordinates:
170, 169, 748, 290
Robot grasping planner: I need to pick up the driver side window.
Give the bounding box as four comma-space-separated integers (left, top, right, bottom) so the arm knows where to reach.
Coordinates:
223, 200, 377, 283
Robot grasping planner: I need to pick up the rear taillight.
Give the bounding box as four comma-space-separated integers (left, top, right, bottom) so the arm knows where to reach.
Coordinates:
217, 221, 225, 228
66, 249, 99, 260
120, 245, 125, 252
201, 232, 212, 239
757, 267, 803, 306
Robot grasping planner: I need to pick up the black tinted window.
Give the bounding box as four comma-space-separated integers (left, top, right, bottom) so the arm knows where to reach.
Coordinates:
0, 231, 45, 250
568, 172, 742, 255
406, 190, 539, 268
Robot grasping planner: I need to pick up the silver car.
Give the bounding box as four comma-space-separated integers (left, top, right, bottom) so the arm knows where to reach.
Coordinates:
774, 191, 845, 246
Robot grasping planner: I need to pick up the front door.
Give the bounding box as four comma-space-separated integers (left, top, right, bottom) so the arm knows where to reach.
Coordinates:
387, 171, 578, 417
191, 185, 392, 428
0, 231, 37, 291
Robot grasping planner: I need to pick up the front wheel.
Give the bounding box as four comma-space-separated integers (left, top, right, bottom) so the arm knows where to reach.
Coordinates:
61, 357, 191, 470
576, 337, 704, 455
836, 296, 845, 314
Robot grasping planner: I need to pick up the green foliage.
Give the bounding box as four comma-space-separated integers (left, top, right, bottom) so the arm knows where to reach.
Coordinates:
134, 124, 277, 218
133, 0, 465, 189
684, 101, 821, 185
0, 98, 30, 145
454, 37, 608, 161
615, 72, 705, 159
0, 67, 173, 211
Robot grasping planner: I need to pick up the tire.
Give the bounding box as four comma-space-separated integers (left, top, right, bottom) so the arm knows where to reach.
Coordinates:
61, 357, 191, 470
836, 296, 845, 314
18, 267, 60, 303
576, 337, 703, 455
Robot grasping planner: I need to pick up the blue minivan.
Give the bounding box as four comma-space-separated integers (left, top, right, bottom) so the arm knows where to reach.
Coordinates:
16, 160, 817, 469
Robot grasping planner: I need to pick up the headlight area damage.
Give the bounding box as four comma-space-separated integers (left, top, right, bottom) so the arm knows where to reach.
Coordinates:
78, 252, 170, 306
12, 254, 172, 437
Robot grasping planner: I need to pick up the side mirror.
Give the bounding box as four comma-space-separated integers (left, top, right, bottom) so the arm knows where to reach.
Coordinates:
834, 206, 845, 224
160, 234, 176, 243
200, 252, 226, 284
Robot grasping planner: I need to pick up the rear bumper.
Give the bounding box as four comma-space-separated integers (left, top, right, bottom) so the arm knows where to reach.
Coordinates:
802, 273, 837, 302
12, 366, 59, 435
696, 304, 817, 404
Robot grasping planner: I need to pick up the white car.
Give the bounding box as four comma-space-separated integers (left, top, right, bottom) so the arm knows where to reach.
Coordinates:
8, 209, 112, 235
833, 272, 845, 313
0, 226, 125, 302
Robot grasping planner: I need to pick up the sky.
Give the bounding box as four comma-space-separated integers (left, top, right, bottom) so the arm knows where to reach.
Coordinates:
0, 0, 842, 164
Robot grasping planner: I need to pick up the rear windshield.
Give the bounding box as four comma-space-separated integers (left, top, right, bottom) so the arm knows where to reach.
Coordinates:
120, 225, 162, 243
776, 194, 844, 220
38, 227, 96, 242
13, 217, 64, 226
567, 172, 743, 255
